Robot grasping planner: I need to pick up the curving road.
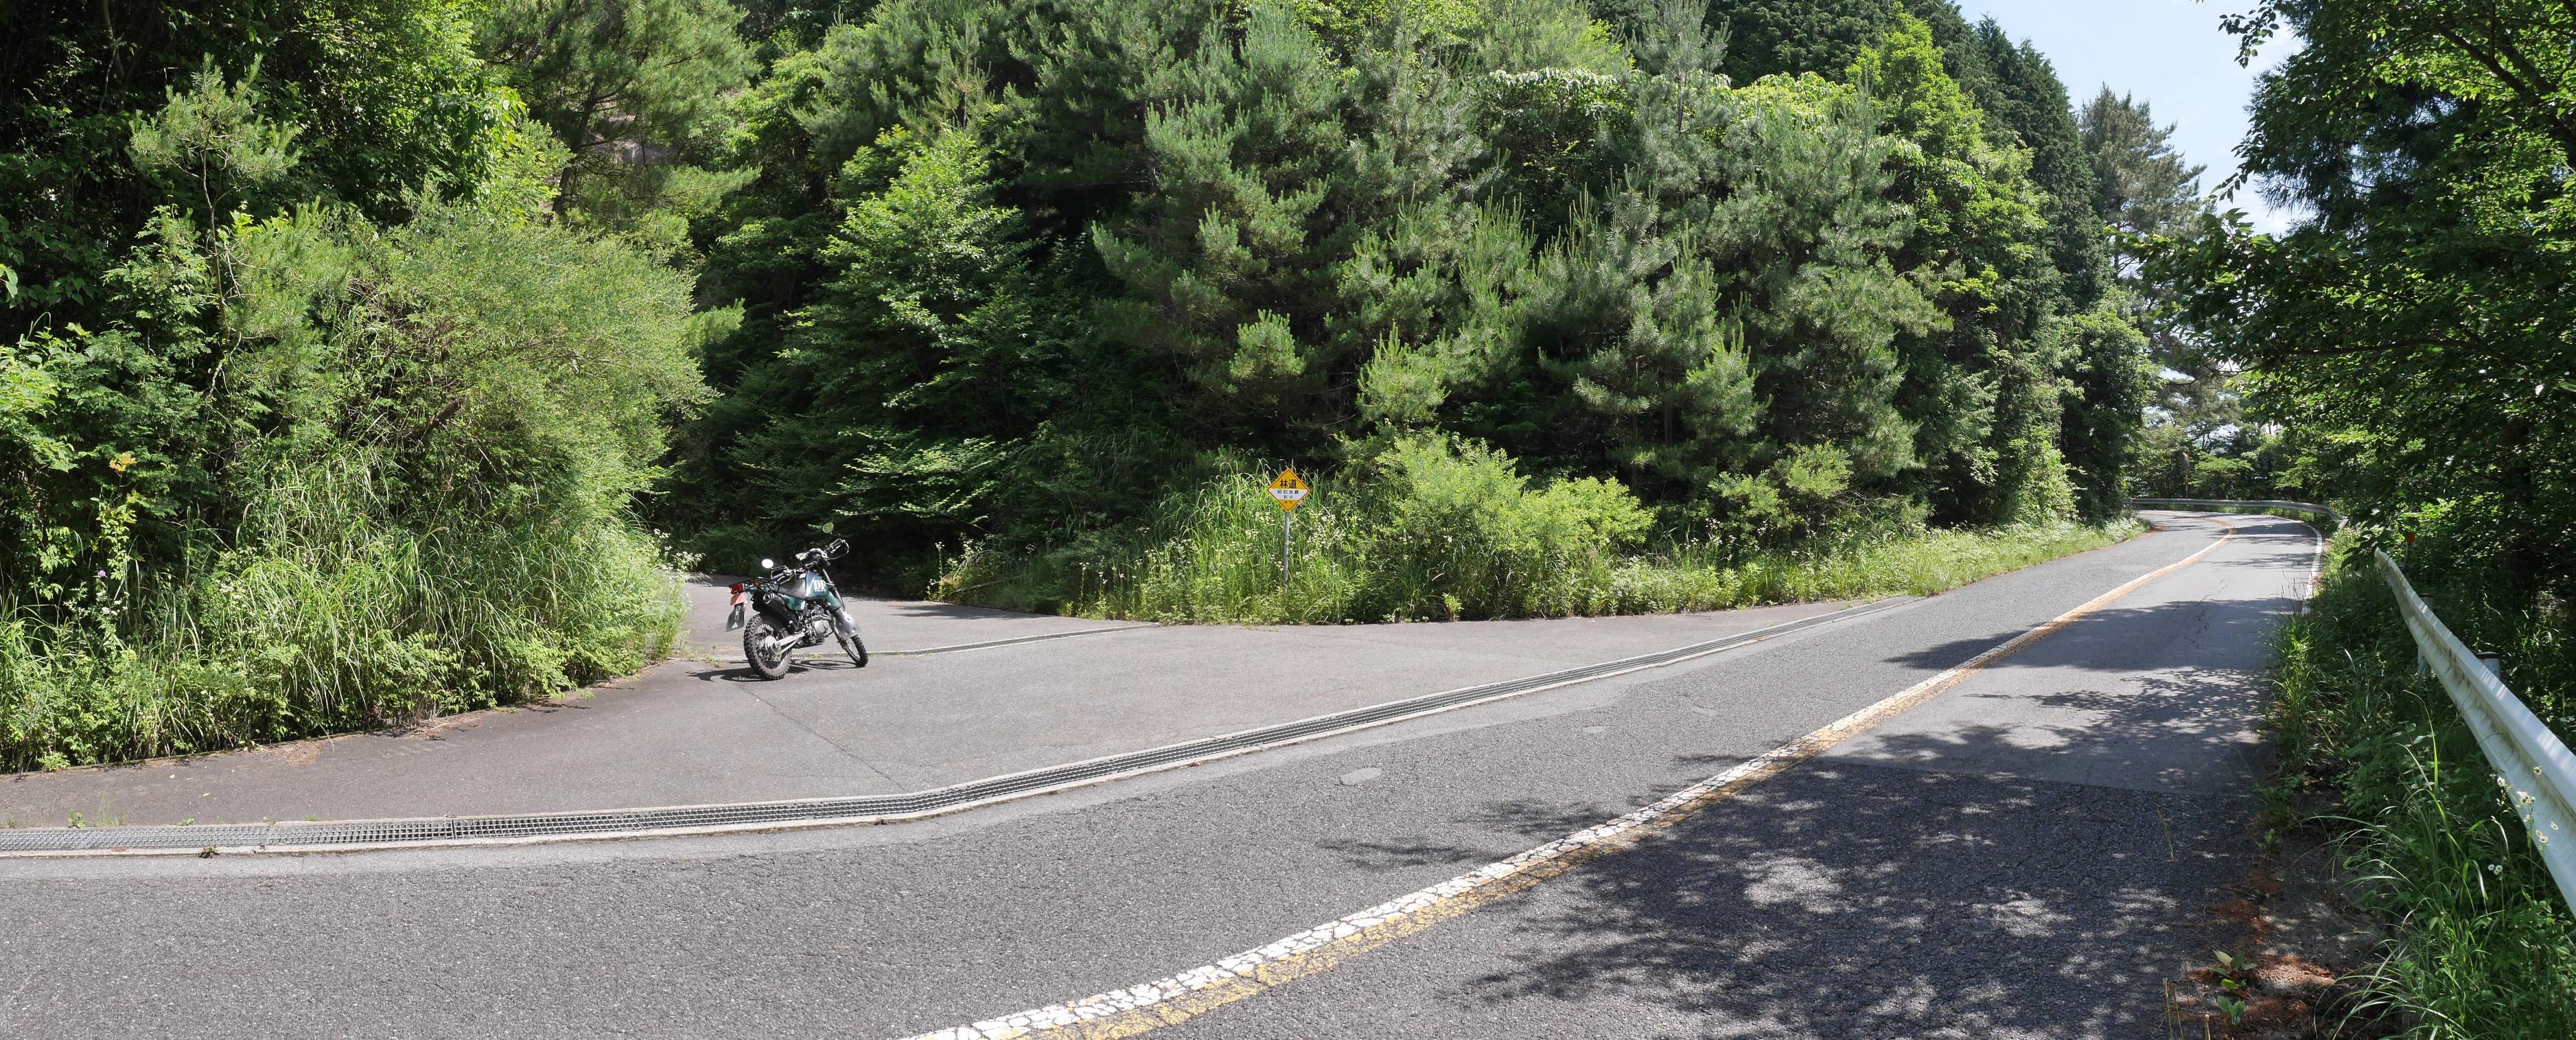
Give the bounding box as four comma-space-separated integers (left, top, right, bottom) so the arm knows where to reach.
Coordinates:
0, 513, 2314, 1039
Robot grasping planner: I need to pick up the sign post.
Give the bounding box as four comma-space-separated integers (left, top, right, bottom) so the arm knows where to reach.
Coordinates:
1267, 467, 1310, 589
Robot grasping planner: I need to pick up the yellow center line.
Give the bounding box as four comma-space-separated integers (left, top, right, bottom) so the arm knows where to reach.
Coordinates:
908, 516, 2240, 1040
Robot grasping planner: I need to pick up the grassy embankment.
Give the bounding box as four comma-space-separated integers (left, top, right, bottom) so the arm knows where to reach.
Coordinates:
937, 456, 2143, 625
2268, 531, 2576, 1036
0, 461, 683, 774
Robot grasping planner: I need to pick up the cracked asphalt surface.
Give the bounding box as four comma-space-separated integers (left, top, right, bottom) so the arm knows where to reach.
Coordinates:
0, 512, 2312, 1039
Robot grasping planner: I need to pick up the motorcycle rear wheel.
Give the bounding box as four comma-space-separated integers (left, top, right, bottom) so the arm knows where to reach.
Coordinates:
743, 615, 792, 680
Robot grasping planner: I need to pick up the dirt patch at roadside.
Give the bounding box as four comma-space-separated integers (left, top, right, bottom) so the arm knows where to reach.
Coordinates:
2164, 793, 2400, 1038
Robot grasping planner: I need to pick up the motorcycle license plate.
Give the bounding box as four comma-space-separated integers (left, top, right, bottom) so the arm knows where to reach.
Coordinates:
725, 599, 747, 632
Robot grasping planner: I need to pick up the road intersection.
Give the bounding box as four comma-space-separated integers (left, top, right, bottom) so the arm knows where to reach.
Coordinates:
0, 512, 2313, 1039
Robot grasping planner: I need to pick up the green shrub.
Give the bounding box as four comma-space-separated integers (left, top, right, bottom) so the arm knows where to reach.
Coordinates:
0, 172, 697, 770
1357, 435, 1651, 619
2270, 531, 2576, 1037
940, 436, 2138, 625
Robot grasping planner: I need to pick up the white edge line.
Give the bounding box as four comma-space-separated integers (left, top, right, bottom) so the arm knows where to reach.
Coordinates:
900, 516, 2239, 1040
0, 600, 1909, 859
2295, 517, 2326, 608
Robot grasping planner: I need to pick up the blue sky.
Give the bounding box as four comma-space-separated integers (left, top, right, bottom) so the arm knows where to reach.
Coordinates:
1957, 0, 2299, 231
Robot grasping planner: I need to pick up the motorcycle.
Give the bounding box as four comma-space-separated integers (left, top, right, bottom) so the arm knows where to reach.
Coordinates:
725, 539, 867, 679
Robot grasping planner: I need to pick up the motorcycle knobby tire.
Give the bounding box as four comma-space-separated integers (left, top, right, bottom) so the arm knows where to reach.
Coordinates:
743, 614, 792, 680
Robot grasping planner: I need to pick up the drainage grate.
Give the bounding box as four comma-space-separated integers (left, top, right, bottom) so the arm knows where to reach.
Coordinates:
0, 598, 1904, 855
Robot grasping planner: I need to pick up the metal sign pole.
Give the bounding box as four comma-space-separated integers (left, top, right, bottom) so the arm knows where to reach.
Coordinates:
1268, 466, 1306, 597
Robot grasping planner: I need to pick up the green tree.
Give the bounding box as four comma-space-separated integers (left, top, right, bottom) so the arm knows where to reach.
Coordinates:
1693, 0, 1894, 82
1487, 189, 1760, 491
1971, 19, 2104, 307
2081, 89, 2205, 243
474, 0, 756, 231
1852, 13, 2069, 524
2080, 89, 2223, 434
726, 128, 1052, 543
2049, 302, 2148, 520
2158, 0, 2576, 588
1, 1, 514, 316
1089, 2, 1353, 442
1706, 73, 1932, 510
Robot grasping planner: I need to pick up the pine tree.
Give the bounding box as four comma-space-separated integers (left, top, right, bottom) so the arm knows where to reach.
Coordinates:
1089, 3, 1353, 443
475, 0, 756, 226
2080, 89, 2206, 244
729, 129, 1048, 539
2080, 90, 2224, 437
1972, 19, 2104, 307
1706, 73, 1934, 499
1692, 0, 1894, 82
1498, 188, 1760, 491
1853, 12, 2070, 524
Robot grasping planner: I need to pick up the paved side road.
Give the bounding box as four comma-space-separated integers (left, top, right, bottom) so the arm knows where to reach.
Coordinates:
0, 513, 2311, 1039
1, 588, 1855, 829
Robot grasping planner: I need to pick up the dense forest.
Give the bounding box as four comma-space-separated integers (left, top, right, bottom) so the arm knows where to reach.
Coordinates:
662, 0, 2177, 570
2, 0, 2217, 765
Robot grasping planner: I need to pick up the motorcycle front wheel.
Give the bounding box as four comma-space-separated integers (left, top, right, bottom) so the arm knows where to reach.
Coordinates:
838, 632, 868, 669
743, 614, 792, 680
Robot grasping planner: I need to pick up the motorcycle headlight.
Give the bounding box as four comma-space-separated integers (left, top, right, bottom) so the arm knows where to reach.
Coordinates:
760, 558, 774, 570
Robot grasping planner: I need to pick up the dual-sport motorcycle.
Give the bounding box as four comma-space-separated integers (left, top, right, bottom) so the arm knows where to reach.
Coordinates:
725, 539, 867, 679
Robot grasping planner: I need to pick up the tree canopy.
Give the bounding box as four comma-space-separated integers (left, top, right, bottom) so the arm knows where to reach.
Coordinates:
2152, 0, 2576, 585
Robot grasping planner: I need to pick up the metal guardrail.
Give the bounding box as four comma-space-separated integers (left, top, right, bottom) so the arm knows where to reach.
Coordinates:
2129, 498, 2345, 525
2133, 496, 2576, 912
2374, 548, 2576, 913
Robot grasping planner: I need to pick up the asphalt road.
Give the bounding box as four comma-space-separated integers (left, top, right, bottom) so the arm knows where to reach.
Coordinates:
0, 513, 2313, 1039
0, 588, 1855, 828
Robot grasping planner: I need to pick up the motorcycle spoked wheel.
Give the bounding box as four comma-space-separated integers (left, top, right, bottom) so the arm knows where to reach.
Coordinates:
742, 614, 793, 680
837, 632, 868, 669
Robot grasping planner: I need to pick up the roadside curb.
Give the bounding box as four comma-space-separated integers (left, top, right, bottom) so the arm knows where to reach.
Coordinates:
0, 599, 1907, 859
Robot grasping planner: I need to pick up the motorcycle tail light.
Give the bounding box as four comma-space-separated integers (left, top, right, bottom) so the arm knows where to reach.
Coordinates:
728, 582, 745, 593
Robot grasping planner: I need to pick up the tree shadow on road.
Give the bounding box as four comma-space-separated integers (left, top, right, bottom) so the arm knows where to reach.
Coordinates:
1831, 669, 2275, 794
1439, 763, 2247, 1038
1879, 587, 2301, 675
1303, 660, 2269, 1037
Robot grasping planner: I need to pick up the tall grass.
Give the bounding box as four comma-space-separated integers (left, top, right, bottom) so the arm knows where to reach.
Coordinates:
936, 450, 2141, 624
2269, 534, 2576, 1037
0, 457, 681, 772
1, 194, 701, 774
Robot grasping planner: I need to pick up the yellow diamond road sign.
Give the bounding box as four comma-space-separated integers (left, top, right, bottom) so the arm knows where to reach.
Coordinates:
1268, 468, 1310, 511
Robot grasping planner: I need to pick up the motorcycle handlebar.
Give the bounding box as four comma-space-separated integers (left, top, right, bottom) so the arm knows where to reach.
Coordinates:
789, 540, 851, 568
